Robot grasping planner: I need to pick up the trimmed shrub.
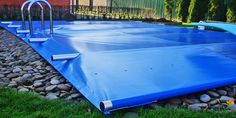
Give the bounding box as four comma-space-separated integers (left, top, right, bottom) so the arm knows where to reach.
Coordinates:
176, 0, 191, 22
188, 0, 209, 22
164, 0, 175, 20
227, 0, 236, 22
208, 0, 226, 21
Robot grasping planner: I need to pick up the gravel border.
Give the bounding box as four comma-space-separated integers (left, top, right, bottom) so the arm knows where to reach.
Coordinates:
0, 29, 83, 101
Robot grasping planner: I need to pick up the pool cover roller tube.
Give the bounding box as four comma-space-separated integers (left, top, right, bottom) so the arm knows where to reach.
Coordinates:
2, 21, 236, 114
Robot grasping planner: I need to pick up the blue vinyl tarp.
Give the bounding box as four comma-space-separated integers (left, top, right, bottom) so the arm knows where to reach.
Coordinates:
1, 21, 236, 114
191, 22, 236, 35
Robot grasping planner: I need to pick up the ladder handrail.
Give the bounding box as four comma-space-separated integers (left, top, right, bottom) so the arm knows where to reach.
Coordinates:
21, 0, 44, 30
28, 0, 53, 34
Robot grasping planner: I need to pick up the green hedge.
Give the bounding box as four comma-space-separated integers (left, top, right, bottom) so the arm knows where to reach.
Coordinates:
176, 0, 191, 22
188, 0, 210, 22
208, 0, 226, 21
227, 0, 236, 22
164, 0, 175, 20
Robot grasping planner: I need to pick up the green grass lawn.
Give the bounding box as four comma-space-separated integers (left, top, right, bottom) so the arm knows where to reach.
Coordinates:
1, 88, 236, 118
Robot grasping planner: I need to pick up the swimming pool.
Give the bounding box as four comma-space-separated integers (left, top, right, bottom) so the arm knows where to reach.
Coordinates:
1, 20, 236, 114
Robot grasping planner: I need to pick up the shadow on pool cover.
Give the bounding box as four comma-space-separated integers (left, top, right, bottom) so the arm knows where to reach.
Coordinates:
1, 20, 236, 114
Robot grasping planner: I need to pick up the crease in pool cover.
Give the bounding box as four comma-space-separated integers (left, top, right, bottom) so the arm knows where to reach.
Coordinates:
2, 21, 236, 114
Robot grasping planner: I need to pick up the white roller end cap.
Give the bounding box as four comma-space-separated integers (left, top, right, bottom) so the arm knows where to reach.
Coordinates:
29, 38, 48, 43
7, 25, 21, 28
16, 30, 30, 34
1, 21, 13, 24
51, 53, 80, 61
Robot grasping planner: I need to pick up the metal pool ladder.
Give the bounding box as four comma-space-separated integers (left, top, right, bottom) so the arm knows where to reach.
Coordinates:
20, 0, 53, 34
21, 0, 44, 31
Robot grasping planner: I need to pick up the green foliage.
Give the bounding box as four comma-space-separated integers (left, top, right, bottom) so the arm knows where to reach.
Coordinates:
176, 0, 191, 22
227, 0, 236, 22
188, 0, 210, 22
164, 0, 175, 20
208, 0, 226, 21
1, 88, 236, 118
0, 88, 106, 118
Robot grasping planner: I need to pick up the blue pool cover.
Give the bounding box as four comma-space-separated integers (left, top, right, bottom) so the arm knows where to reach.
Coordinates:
1, 21, 236, 114
191, 22, 236, 35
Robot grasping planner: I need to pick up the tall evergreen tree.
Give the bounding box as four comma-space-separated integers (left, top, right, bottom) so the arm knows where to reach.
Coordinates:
164, 0, 175, 20
188, 0, 209, 22
227, 0, 236, 22
88, 0, 93, 11
208, 0, 226, 21
176, 0, 191, 22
